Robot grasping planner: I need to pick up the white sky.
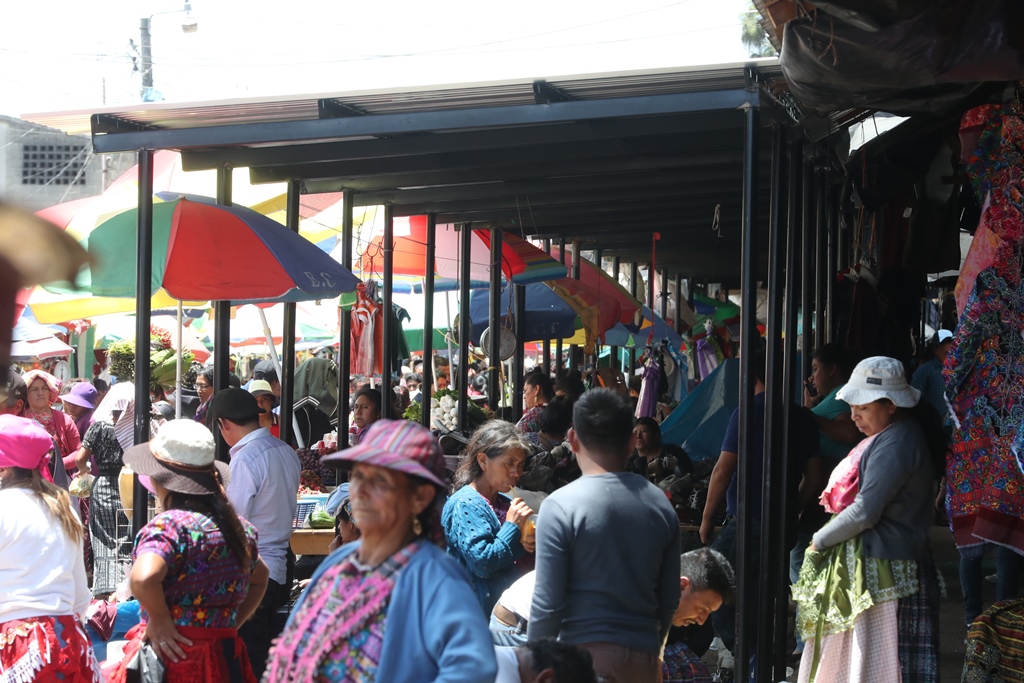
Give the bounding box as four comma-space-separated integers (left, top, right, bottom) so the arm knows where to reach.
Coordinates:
2, 0, 753, 117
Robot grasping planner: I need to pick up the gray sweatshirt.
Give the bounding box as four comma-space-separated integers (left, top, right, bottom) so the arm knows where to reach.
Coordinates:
812, 418, 935, 561
528, 472, 681, 653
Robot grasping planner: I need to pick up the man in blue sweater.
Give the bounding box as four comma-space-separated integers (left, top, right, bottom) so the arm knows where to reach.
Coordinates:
529, 389, 681, 682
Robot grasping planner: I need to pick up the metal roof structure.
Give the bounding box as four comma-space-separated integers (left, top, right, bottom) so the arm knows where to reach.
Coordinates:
24, 60, 790, 284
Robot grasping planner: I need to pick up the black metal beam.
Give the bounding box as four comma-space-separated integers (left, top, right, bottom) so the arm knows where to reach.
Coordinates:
93, 88, 760, 153
458, 224, 473, 430
488, 228, 502, 410
533, 80, 574, 104
421, 215, 436, 429
800, 153, 813, 385
735, 102, 759, 683
181, 112, 745, 172
318, 99, 369, 119
338, 192, 354, 447
512, 283, 526, 417
381, 204, 395, 419
213, 167, 233, 463
280, 180, 299, 446
132, 148, 154, 536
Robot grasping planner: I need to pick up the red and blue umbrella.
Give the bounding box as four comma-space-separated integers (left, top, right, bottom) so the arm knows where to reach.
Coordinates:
51, 193, 359, 304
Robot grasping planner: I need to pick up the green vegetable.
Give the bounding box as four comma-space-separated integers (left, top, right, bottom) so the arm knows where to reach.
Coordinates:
309, 510, 335, 529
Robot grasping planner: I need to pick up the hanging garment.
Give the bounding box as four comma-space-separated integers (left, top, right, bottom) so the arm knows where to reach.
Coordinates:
350, 283, 380, 377
634, 352, 663, 419
944, 104, 1024, 554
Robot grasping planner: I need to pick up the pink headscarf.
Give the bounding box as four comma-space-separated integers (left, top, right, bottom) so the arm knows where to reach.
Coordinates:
0, 414, 54, 471
22, 369, 61, 406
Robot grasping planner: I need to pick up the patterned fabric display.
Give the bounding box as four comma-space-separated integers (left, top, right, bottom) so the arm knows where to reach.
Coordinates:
132, 510, 258, 629
945, 105, 1024, 554
263, 542, 418, 683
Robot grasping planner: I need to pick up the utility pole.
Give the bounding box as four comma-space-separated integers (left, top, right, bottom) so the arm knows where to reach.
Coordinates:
140, 17, 153, 100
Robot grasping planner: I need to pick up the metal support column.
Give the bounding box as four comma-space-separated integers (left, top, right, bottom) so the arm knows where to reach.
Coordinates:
735, 102, 760, 683
660, 269, 669, 325
512, 283, 526, 417
280, 180, 300, 446
826, 185, 838, 343
488, 227, 503, 410
814, 170, 827, 350
758, 124, 784, 683
458, 223, 473, 430
338, 191, 354, 446
543, 239, 552, 375
421, 215, 436, 429
611, 256, 621, 370
674, 273, 682, 332
381, 204, 395, 419
629, 262, 640, 376
213, 167, 232, 462
800, 152, 813, 386
570, 242, 581, 373
776, 138, 803, 678
132, 148, 154, 535
555, 236, 567, 380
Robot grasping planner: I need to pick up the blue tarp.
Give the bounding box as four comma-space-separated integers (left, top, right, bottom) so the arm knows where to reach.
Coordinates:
660, 358, 738, 462
468, 283, 577, 345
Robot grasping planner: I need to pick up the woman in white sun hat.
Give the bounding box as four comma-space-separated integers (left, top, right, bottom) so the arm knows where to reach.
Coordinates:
793, 356, 943, 683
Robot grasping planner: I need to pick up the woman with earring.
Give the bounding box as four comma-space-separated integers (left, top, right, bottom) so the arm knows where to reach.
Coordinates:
443, 420, 535, 614
516, 369, 554, 434
0, 414, 102, 681
264, 420, 496, 683
108, 420, 269, 683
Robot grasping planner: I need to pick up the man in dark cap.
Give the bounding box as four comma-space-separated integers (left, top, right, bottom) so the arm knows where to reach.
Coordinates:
212, 388, 300, 677
0, 368, 27, 416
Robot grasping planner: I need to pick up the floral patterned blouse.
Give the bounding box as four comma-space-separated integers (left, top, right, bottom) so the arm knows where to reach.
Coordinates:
133, 509, 259, 628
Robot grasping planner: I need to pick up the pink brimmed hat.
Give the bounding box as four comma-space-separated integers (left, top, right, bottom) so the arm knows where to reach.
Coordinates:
0, 414, 54, 470
322, 419, 447, 489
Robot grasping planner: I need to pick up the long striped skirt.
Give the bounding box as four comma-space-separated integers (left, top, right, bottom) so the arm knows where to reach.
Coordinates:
89, 475, 130, 596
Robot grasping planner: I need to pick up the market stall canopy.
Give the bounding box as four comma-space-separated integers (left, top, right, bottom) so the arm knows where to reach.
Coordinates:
468, 284, 578, 345
11, 314, 73, 360
760, 1, 1024, 113
93, 314, 211, 363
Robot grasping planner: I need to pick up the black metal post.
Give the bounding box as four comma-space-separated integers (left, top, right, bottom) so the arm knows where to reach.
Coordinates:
826, 185, 838, 343
800, 152, 813, 389
513, 283, 526, 417
213, 167, 232, 462
570, 242, 582, 373
629, 262, 639, 377
421, 215, 436, 429
735, 103, 760, 683
660, 269, 669, 324
338, 191, 354, 446
776, 138, 802, 679
814, 170, 826, 351
543, 239, 552, 375
488, 228, 503, 410
758, 124, 784, 683
280, 180, 299, 446
555, 236, 567, 380
611, 256, 621, 370
381, 204, 394, 419
458, 223, 472, 430
674, 273, 682, 332
647, 262, 655, 326
132, 148, 154, 535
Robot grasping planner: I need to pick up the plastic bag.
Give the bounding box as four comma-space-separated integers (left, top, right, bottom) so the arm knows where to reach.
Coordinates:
68, 471, 94, 498
125, 641, 166, 683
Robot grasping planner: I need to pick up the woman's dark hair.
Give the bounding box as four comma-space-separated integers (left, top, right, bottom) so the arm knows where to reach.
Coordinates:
93, 378, 109, 394
524, 369, 554, 402
453, 420, 530, 491
554, 372, 587, 402
635, 416, 662, 445
163, 491, 251, 568
353, 387, 383, 413
525, 640, 597, 683
813, 343, 855, 381
538, 398, 573, 438
199, 367, 215, 387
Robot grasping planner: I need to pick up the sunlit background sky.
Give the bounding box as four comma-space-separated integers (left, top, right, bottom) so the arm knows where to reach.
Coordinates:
3, 0, 753, 117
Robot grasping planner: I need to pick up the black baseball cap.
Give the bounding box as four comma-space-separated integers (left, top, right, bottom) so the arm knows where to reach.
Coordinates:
211, 388, 265, 422
252, 360, 279, 384
0, 369, 27, 405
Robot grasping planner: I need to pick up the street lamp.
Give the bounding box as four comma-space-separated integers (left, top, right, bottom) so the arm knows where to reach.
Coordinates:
140, 2, 198, 100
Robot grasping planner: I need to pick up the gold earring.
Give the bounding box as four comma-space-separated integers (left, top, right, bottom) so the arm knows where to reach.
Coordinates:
412, 516, 423, 536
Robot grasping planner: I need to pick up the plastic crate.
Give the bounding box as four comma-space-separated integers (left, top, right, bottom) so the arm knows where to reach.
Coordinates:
293, 501, 319, 529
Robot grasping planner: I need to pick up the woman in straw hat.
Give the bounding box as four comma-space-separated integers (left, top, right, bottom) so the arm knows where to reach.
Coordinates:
0, 414, 103, 682
793, 356, 943, 683
108, 420, 269, 683
264, 419, 497, 683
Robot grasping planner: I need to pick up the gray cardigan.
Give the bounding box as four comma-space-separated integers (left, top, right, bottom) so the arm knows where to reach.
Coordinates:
812, 418, 934, 561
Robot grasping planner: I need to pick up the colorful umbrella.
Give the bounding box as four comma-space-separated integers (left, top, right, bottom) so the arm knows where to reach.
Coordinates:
49, 194, 359, 304
358, 217, 567, 285
547, 246, 642, 326
11, 314, 73, 360
92, 314, 211, 363
468, 283, 579, 345
195, 303, 337, 348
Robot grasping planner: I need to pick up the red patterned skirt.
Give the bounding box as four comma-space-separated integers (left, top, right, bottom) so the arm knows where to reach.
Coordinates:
108, 624, 256, 683
0, 615, 102, 683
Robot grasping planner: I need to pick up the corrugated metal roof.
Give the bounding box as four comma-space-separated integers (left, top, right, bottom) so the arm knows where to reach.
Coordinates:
22, 59, 783, 136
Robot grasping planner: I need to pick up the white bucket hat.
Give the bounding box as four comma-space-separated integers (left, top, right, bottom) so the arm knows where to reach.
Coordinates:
836, 356, 921, 408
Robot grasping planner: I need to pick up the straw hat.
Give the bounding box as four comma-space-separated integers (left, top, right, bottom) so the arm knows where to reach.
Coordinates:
123, 419, 230, 496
